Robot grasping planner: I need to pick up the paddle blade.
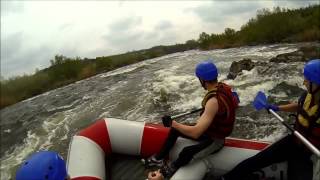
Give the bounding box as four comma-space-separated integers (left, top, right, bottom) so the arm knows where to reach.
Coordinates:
253, 91, 267, 110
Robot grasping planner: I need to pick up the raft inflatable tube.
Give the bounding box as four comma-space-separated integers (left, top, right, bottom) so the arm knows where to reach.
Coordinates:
67, 118, 288, 180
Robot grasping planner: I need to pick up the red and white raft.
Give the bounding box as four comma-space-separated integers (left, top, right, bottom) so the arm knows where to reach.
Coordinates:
67, 118, 288, 180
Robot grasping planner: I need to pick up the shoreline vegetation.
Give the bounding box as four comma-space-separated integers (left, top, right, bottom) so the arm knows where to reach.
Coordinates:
1, 5, 319, 109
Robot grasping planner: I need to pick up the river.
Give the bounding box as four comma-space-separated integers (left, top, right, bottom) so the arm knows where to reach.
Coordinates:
0, 43, 313, 179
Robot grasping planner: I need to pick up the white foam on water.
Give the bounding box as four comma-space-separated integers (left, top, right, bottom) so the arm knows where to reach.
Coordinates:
264, 45, 296, 57
286, 75, 305, 89
0, 131, 41, 180
60, 124, 69, 141
258, 127, 288, 142
100, 66, 141, 77
223, 68, 280, 106
100, 64, 141, 78
82, 95, 92, 100
218, 74, 228, 82
270, 91, 288, 99
3, 129, 11, 133
97, 53, 179, 78
247, 46, 297, 58
280, 63, 305, 91
0, 111, 71, 180
150, 56, 285, 111
46, 99, 81, 112
223, 68, 259, 86
172, 94, 203, 112
152, 74, 195, 94
20, 91, 52, 103
237, 80, 279, 106
151, 66, 205, 112
152, 66, 188, 92
40, 117, 62, 149
122, 93, 154, 121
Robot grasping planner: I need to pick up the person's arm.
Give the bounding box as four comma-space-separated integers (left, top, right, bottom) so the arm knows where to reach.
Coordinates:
279, 102, 298, 112
172, 97, 218, 139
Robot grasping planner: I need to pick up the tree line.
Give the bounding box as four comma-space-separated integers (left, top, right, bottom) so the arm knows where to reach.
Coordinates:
1, 5, 319, 109
198, 5, 320, 49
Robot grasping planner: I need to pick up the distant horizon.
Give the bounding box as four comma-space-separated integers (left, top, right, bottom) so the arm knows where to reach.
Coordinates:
1, 0, 319, 79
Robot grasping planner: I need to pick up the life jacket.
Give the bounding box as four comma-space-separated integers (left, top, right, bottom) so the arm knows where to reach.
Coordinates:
201, 82, 239, 139
295, 91, 320, 149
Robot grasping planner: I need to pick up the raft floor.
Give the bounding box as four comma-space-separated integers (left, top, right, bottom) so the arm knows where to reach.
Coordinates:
107, 154, 218, 180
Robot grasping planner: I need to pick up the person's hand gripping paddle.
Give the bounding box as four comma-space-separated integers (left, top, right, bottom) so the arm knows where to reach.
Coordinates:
253, 91, 320, 157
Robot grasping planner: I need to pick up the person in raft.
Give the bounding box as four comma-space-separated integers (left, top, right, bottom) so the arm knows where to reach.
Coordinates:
16, 150, 165, 180
16, 151, 69, 180
221, 59, 320, 180
145, 60, 239, 178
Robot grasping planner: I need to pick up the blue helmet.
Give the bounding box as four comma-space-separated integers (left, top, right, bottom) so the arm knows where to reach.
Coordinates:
304, 59, 320, 85
195, 60, 218, 81
16, 151, 67, 180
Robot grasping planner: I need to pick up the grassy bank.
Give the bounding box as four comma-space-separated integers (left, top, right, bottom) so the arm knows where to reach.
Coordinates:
1, 5, 319, 109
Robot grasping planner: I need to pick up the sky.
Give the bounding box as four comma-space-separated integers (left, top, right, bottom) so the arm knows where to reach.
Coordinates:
1, 0, 319, 79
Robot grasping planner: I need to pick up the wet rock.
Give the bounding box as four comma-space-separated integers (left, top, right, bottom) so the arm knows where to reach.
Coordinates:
227, 58, 255, 79
300, 45, 320, 60
255, 62, 273, 74
269, 82, 305, 99
269, 45, 320, 63
269, 51, 306, 63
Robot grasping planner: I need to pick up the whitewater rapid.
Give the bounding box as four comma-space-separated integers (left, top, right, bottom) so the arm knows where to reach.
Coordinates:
0, 43, 311, 179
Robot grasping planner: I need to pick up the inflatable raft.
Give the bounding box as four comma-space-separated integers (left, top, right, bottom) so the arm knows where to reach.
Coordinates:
67, 118, 288, 180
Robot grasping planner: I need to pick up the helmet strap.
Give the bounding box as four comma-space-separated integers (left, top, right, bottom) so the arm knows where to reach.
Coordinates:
199, 79, 207, 90
309, 83, 320, 94
309, 84, 320, 106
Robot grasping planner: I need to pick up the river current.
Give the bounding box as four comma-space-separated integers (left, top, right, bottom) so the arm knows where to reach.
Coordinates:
0, 43, 313, 179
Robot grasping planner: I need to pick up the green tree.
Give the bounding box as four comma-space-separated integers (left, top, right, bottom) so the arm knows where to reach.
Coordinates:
198, 32, 211, 49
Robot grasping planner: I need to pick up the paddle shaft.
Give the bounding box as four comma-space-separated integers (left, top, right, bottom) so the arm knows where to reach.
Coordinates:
269, 109, 320, 158
171, 108, 204, 119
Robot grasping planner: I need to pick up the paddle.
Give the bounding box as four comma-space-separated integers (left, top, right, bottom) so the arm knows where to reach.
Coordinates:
171, 108, 204, 119
163, 90, 240, 127
253, 91, 320, 157
162, 108, 204, 127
